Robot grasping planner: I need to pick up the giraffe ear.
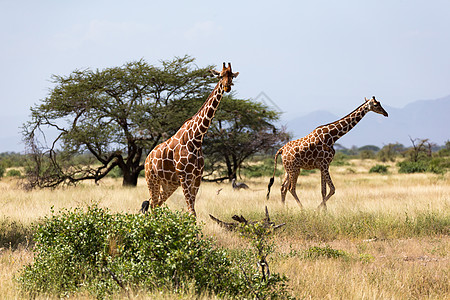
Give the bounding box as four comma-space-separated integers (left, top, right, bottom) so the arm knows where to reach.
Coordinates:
233, 72, 239, 78
209, 70, 221, 78
365, 97, 369, 102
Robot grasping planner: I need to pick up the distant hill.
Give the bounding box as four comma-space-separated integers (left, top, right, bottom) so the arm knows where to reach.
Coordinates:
285, 95, 450, 147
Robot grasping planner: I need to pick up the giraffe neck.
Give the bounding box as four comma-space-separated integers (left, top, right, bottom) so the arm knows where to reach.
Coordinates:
327, 102, 370, 144
185, 80, 225, 142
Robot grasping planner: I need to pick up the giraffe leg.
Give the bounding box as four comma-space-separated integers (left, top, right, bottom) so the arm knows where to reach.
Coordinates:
179, 175, 198, 217
187, 174, 203, 216
288, 172, 303, 208
280, 172, 289, 204
147, 179, 162, 210
158, 183, 179, 206
318, 167, 335, 211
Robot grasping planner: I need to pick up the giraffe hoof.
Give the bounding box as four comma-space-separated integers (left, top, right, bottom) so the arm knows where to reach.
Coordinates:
317, 204, 327, 212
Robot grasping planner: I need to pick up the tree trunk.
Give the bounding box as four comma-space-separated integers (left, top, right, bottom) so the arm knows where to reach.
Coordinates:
122, 169, 139, 186
224, 154, 233, 179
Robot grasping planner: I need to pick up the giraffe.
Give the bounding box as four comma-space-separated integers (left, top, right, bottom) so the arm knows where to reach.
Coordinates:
266, 96, 388, 211
143, 62, 239, 217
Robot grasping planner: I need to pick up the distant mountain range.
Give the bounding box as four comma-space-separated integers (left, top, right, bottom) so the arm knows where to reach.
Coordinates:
1, 95, 449, 153
285, 95, 450, 148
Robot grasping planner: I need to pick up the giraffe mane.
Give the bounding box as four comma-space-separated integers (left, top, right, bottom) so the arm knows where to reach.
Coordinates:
314, 100, 367, 129
189, 81, 223, 120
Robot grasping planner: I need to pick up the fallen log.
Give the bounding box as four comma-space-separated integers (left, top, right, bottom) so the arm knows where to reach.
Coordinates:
209, 206, 286, 231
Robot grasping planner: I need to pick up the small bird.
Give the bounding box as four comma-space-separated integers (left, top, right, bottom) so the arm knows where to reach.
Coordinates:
140, 200, 149, 213
232, 178, 249, 190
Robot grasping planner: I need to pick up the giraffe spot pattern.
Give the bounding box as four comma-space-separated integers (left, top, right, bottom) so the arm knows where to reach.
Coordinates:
144, 72, 236, 216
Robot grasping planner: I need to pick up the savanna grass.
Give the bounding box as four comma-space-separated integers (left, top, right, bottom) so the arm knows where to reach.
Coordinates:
276, 209, 449, 241
1, 159, 449, 299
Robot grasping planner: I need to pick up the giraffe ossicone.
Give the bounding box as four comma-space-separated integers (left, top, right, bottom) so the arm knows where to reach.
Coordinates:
143, 62, 238, 217
266, 96, 388, 211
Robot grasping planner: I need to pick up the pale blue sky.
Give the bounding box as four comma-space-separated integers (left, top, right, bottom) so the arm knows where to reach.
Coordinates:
1, 0, 449, 152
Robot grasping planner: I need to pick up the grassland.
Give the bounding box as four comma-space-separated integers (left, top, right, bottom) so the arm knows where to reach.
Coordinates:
1, 159, 449, 299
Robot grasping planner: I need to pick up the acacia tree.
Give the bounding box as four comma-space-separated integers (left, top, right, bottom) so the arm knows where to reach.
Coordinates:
407, 137, 434, 162
202, 96, 290, 181
23, 56, 215, 187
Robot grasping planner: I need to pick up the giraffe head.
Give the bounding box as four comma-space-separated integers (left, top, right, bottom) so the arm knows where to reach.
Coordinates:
365, 96, 388, 117
209, 62, 239, 92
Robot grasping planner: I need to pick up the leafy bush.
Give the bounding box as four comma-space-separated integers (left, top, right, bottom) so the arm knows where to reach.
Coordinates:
0, 218, 33, 249
6, 169, 21, 177
331, 153, 350, 166
303, 245, 349, 259
0, 164, 4, 178
241, 158, 284, 178
360, 149, 375, 159
106, 166, 122, 178
17, 206, 293, 299
369, 164, 389, 174
0, 152, 28, 168
397, 155, 450, 174
437, 141, 450, 157
300, 169, 316, 176
376, 143, 405, 162
397, 161, 427, 173
17, 206, 242, 298
427, 157, 450, 174
236, 221, 294, 299
358, 253, 375, 263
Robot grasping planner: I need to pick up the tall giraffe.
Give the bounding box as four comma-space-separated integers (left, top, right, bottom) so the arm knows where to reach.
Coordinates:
267, 96, 388, 211
144, 62, 239, 216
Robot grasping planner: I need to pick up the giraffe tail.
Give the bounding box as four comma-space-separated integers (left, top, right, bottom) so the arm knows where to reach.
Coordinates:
266, 147, 283, 200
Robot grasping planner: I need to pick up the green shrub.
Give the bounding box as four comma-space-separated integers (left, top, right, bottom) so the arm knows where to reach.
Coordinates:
0, 164, 5, 178
397, 161, 427, 173
6, 169, 21, 177
359, 253, 375, 263
303, 245, 349, 259
426, 157, 449, 174
300, 169, 316, 176
17, 206, 240, 298
107, 166, 122, 178
360, 150, 375, 160
369, 164, 389, 174
241, 158, 284, 178
0, 218, 33, 249
236, 221, 294, 299
437, 141, 450, 157
17, 206, 293, 299
397, 156, 449, 174
330, 153, 351, 166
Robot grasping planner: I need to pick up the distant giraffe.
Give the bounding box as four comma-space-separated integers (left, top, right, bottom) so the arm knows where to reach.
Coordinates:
143, 63, 239, 217
267, 96, 388, 211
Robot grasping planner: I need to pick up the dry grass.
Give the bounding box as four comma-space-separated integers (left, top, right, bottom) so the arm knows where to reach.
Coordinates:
1, 159, 449, 299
